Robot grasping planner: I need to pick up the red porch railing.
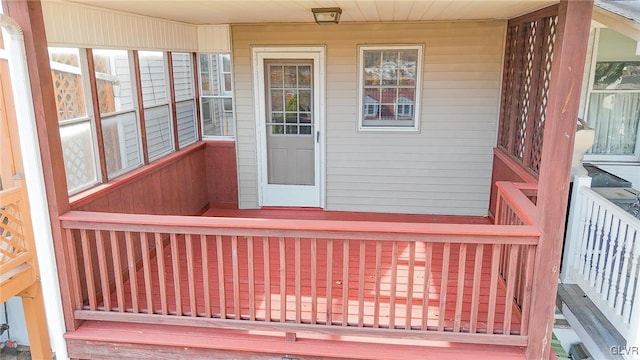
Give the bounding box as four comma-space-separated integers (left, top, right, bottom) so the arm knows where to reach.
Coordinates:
59, 182, 538, 347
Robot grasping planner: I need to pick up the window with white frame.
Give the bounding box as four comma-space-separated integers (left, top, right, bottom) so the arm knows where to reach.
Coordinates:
171, 52, 198, 148
138, 51, 174, 161
585, 61, 640, 160
92, 49, 144, 178
359, 45, 422, 130
49, 47, 100, 194
199, 53, 234, 138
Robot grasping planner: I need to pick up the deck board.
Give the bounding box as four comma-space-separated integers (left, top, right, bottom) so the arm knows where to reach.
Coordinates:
66, 320, 527, 359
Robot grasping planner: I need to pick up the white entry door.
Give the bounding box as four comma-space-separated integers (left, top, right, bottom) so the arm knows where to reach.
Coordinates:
253, 47, 325, 207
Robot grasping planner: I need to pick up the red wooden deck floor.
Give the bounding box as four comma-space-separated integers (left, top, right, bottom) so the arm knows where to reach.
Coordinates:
102, 210, 520, 336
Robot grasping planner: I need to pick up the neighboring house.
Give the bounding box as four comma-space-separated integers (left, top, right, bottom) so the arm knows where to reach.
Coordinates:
0, 0, 604, 359
559, 3, 640, 359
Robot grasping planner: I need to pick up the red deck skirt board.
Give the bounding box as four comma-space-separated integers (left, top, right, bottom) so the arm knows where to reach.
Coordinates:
101, 235, 521, 333
65, 321, 526, 359
204, 208, 492, 224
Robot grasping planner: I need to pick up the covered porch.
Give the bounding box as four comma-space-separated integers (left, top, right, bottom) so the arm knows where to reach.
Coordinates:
59, 179, 537, 358
0, 0, 595, 358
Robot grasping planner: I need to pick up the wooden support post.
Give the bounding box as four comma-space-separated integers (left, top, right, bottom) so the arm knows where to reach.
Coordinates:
2, 0, 76, 329
19, 283, 53, 360
527, 0, 593, 359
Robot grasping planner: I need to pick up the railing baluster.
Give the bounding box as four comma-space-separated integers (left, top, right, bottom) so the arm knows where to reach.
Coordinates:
65, 229, 82, 310
578, 200, 595, 275
326, 239, 333, 325
295, 237, 301, 324
589, 206, 606, 286
358, 240, 366, 327
406, 241, 416, 330
263, 237, 271, 321
95, 230, 111, 311
470, 244, 483, 333
201, 234, 211, 318
454, 243, 466, 332
109, 230, 125, 312
170, 233, 182, 316
421, 242, 433, 331
80, 229, 97, 311
248, 236, 256, 321
616, 223, 632, 316
624, 228, 640, 323
311, 238, 318, 324
602, 218, 619, 303
574, 190, 590, 276
124, 231, 139, 313
503, 245, 519, 335
155, 233, 167, 315
279, 236, 286, 323
232, 235, 240, 319
216, 235, 226, 319
389, 241, 398, 329
438, 243, 450, 332
616, 228, 635, 319
584, 204, 599, 277
140, 232, 154, 314
185, 234, 197, 317
342, 239, 350, 326
596, 211, 613, 293
373, 240, 382, 328
608, 219, 623, 309
487, 244, 501, 334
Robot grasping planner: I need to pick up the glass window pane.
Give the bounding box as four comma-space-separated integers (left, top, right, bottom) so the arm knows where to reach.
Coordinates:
381, 51, 399, 86
587, 92, 640, 155
138, 51, 168, 107
222, 54, 231, 72
199, 54, 213, 96
298, 66, 311, 87
593, 62, 640, 90
144, 105, 174, 160
171, 52, 194, 101
285, 90, 297, 111
270, 65, 284, 88
284, 66, 297, 88
49, 47, 87, 121
176, 100, 197, 148
93, 49, 134, 114
399, 50, 418, 86
271, 90, 284, 111
60, 121, 98, 193
271, 112, 284, 123
299, 90, 311, 112
102, 112, 142, 178
201, 97, 234, 137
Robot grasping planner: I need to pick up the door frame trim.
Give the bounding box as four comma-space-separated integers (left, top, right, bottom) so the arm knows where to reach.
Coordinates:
252, 46, 326, 208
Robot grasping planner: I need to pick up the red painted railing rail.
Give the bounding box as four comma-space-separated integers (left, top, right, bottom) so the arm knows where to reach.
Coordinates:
59, 182, 540, 347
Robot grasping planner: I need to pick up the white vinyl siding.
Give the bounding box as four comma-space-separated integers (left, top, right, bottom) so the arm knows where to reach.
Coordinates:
232, 22, 504, 216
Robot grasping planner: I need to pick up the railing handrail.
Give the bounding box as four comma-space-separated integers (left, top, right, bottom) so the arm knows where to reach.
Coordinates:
59, 210, 541, 245
579, 186, 640, 228
495, 181, 538, 225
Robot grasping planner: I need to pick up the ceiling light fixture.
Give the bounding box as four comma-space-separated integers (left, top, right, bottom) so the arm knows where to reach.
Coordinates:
312, 7, 342, 25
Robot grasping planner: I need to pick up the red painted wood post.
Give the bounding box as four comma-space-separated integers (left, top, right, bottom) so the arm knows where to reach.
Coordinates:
2, 0, 78, 329
527, 0, 593, 358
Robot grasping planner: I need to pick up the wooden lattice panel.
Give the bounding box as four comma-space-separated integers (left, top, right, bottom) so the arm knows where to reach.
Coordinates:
0, 191, 26, 265
52, 70, 86, 121
497, 6, 559, 175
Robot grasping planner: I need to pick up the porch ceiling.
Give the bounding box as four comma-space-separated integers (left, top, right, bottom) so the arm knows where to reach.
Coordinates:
64, 0, 558, 25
